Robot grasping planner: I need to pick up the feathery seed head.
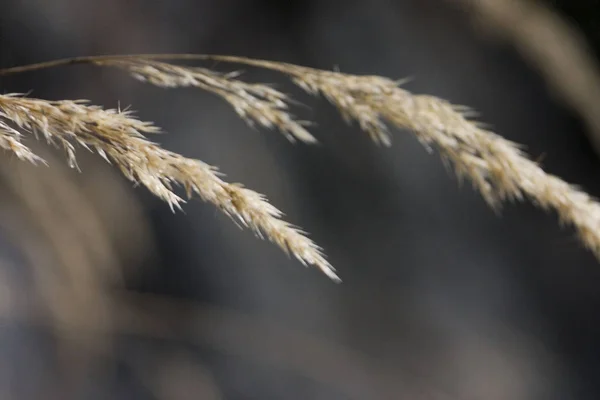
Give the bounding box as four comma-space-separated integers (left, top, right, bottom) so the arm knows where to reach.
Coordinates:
0, 93, 339, 281
96, 59, 318, 144
4, 53, 600, 277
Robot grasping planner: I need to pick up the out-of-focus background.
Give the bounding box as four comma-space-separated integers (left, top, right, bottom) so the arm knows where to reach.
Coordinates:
1, 0, 600, 399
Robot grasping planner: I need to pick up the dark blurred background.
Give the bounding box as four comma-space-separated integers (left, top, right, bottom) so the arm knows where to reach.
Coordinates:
1, 0, 600, 399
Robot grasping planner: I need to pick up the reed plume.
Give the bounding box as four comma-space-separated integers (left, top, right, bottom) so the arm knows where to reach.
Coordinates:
204, 55, 600, 258
0, 93, 339, 281
96, 58, 316, 143
2, 53, 600, 278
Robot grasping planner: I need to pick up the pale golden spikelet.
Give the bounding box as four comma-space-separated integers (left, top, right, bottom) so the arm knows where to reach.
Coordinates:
304, 71, 600, 258
0, 120, 46, 165
4, 53, 600, 272
94, 59, 316, 143
192, 55, 600, 260
188, 57, 395, 146
0, 93, 339, 281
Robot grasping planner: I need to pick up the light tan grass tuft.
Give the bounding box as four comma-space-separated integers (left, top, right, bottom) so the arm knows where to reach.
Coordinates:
0, 93, 339, 281
2, 54, 600, 277
0, 120, 46, 165
96, 58, 316, 143
134, 55, 600, 260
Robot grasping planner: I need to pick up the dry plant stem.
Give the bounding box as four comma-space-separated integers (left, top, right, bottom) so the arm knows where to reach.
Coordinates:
88, 54, 600, 259
105, 54, 600, 259
0, 94, 339, 281
189, 55, 600, 259
0, 56, 317, 144
448, 0, 600, 156
3, 54, 600, 264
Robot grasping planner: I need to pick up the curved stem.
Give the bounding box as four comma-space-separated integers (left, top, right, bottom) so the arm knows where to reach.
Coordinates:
0, 54, 301, 76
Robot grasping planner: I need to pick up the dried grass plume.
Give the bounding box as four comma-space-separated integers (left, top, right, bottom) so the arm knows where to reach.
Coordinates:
2, 54, 600, 279
0, 92, 338, 281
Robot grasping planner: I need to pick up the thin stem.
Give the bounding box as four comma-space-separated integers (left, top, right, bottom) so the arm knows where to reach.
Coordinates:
0, 54, 299, 76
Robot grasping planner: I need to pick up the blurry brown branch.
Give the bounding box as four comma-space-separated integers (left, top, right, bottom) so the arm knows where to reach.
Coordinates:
131, 352, 224, 400
447, 0, 600, 155
0, 289, 423, 400
0, 148, 123, 397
